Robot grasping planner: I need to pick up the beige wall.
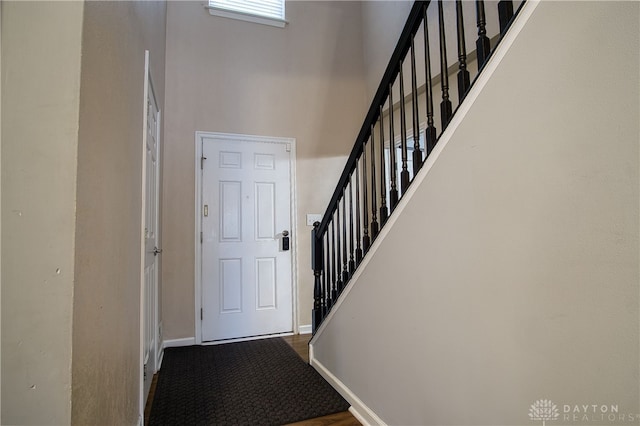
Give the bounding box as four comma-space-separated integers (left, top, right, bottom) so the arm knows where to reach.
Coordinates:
162, 1, 368, 339
0, 1, 3, 416
360, 1, 509, 104
3, 0, 166, 423
312, 2, 640, 425
72, 1, 166, 424
1, 2, 84, 424
361, 0, 412, 102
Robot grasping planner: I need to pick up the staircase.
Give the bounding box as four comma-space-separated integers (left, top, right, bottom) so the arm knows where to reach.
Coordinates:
308, 1, 640, 425
310, 0, 525, 333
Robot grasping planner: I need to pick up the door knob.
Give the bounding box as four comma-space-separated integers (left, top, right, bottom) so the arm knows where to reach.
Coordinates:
153, 247, 163, 256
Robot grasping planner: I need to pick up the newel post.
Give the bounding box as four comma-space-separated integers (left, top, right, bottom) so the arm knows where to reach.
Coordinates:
311, 222, 324, 333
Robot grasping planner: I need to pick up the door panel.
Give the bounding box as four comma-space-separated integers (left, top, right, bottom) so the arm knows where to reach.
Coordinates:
256, 257, 276, 309
201, 136, 293, 341
255, 182, 275, 240
220, 258, 243, 313
143, 79, 160, 401
220, 181, 242, 241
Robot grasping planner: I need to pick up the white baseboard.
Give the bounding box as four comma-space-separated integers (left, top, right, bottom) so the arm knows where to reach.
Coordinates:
163, 337, 196, 348
298, 324, 312, 334
349, 406, 373, 426
310, 355, 386, 426
157, 347, 164, 370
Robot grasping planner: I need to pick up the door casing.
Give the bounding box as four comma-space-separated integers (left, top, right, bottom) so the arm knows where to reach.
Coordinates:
194, 131, 299, 345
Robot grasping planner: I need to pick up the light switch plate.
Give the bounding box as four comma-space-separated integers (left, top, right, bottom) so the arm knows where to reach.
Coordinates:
306, 214, 322, 226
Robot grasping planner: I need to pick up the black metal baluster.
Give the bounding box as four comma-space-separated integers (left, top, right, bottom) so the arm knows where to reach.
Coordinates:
475, 0, 491, 70
341, 192, 349, 287
369, 124, 379, 240
388, 85, 399, 211
335, 205, 343, 294
330, 218, 337, 308
438, 0, 453, 129
320, 233, 327, 319
424, 5, 437, 156
325, 223, 336, 313
348, 178, 356, 275
311, 223, 323, 333
321, 231, 327, 317
399, 60, 410, 194
456, 0, 471, 102
411, 36, 422, 175
362, 136, 371, 253
378, 107, 389, 226
498, 0, 514, 35
355, 161, 363, 264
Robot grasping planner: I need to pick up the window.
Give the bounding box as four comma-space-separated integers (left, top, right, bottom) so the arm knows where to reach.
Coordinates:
383, 129, 426, 202
207, 0, 287, 28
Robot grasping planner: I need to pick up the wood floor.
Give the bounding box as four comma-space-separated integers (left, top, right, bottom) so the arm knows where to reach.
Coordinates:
281, 334, 360, 425
144, 334, 360, 426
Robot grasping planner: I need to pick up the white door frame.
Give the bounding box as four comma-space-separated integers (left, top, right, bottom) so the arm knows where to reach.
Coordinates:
194, 131, 299, 345
139, 50, 161, 423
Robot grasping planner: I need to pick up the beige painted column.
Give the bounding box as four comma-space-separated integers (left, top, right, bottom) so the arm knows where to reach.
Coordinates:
1, 1, 84, 424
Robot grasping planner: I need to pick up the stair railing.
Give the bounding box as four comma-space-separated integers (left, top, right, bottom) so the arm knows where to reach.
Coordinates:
312, 0, 524, 333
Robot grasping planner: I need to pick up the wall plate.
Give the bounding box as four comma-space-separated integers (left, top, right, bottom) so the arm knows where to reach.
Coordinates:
306, 214, 322, 226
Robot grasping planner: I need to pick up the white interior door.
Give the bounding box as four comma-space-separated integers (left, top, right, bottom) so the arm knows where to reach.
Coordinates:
142, 76, 160, 400
201, 135, 293, 342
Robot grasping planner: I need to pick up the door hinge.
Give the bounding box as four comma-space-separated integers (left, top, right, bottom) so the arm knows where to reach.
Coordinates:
200, 308, 203, 320
200, 156, 207, 170
200, 231, 203, 243
285, 143, 291, 152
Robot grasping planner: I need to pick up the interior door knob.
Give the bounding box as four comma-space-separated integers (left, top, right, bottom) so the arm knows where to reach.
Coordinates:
153, 247, 163, 256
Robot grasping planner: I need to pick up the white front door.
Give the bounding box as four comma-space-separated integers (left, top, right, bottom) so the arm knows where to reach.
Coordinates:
142, 72, 160, 400
200, 134, 293, 342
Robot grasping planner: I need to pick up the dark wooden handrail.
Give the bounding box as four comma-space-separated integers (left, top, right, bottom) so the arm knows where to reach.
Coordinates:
315, 1, 428, 237
312, 0, 525, 333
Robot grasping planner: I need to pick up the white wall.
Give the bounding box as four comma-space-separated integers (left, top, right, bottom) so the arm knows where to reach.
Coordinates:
162, 1, 368, 339
311, 2, 640, 425
1, 2, 84, 424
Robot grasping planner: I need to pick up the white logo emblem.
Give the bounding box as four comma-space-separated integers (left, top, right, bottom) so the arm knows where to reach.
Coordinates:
529, 399, 560, 426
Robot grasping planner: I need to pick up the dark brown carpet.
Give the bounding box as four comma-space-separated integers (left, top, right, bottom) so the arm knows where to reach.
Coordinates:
148, 337, 350, 425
